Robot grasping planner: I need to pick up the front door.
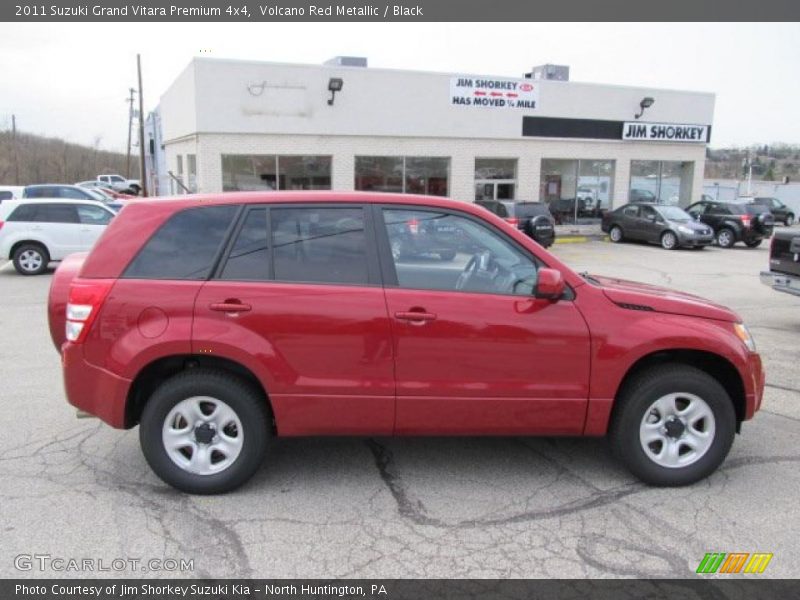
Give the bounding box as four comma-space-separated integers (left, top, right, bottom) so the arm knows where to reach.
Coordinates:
193, 205, 395, 436
76, 203, 114, 248
378, 207, 591, 435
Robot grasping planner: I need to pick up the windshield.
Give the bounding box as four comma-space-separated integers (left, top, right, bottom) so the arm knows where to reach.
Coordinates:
657, 206, 693, 221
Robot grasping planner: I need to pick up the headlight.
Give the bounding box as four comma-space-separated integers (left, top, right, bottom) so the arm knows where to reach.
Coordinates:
734, 323, 757, 352
677, 225, 694, 235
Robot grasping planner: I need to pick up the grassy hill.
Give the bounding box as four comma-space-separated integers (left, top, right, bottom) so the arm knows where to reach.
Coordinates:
706, 144, 800, 181
0, 129, 139, 186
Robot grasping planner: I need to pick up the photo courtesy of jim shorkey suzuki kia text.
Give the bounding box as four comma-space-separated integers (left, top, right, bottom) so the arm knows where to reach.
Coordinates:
14, 584, 386, 596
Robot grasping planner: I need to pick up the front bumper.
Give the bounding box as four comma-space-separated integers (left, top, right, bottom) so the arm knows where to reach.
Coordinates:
760, 270, 800, 297
677, 232, 715, 247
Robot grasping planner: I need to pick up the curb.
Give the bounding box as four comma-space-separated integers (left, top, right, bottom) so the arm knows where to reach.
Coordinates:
554, 235, 609, 244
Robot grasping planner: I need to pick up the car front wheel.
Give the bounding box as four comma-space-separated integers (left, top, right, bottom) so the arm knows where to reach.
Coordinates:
716, 227, 736, 248
786, 214, 795, 226
609, 364, 735, 486
660, 231, 678, 250
139, 369, 271, 494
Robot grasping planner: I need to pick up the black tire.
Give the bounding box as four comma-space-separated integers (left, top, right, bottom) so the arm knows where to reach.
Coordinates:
744, 239, 762, 248
128, 184, 141, 195
609, 225, 624, 243
715, 227, 736, 248
12, 243, 50, 276
785, 214, 794, 226
660, 231, 678, 250
609, 364, 736, 486
438, 250, 456, 261
139, 369, 271, 494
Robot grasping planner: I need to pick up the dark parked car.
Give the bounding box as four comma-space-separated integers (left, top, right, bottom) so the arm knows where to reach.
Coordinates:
746, 197, 795, 226
547, 197, 587, 223
602, 203, 714, 250
685, 200, 774, 248
476, 200, 556, 248
760, 229, 800, 296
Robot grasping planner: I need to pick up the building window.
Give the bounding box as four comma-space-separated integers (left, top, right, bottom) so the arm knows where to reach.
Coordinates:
355, 156, 449, 196
186, 154, 197, 193
475, 158, 517, 202
221, 155, 332, 191
174, 154, 184, 194
540, 159, 615, 224
630, 160, 694, 206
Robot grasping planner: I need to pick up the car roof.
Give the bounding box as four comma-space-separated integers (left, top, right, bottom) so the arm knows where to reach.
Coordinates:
120, 191, 518, 213
0, 198, 109, 210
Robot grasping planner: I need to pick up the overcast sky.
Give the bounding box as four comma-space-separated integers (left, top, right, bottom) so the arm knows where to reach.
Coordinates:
1, 22, 798, 152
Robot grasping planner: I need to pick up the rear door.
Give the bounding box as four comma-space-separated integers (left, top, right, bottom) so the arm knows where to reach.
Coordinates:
193, 204, 395, 436
33, 203, 83, 259
621, 204, 642, 239
378, 206, 591, 436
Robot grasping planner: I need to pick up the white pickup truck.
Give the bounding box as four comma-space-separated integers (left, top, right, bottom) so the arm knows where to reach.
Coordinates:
97, 174, 141, 194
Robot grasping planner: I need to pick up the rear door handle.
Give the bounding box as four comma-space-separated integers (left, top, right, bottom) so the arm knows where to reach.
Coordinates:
210, 302, 252, 313
395, 310, 437, 323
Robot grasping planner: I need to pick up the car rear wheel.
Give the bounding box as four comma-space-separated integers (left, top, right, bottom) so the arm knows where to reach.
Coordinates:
609, 364, 735, 486
609, 225, 623, 243
744, 239, 762, 248
716, 227, 735, 248
12, 243, 50, 276
660, 231, 678, 250
140, 369, 271, 494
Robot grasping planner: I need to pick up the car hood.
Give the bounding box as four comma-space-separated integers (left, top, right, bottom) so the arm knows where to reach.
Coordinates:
668, 219, 712, 233
591, 275, 740, 322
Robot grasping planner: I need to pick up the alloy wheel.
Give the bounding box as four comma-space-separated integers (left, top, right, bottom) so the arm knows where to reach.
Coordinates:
18, 249, 43, 273
639, 392, 716, 468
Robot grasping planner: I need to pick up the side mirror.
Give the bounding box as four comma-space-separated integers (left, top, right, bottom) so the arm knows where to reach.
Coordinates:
535, 268, 565, 301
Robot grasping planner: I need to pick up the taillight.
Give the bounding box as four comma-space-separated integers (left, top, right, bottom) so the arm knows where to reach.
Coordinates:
65, 279, 114, 343
0, 220, 4, 230
741, 215, 752, 228
505, 217, 520, 226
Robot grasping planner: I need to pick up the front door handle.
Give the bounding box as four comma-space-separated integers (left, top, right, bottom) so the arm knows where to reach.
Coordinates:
395, 310, 437, 323
210, 301, 252, 313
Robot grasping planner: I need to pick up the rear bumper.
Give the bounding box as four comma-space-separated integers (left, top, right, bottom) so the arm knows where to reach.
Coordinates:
760, 270, 800, 297
62, 342, 131, 428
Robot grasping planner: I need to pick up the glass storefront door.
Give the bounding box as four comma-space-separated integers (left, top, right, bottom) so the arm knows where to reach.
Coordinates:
475, 159, 516, 202
540, 159, 615, 224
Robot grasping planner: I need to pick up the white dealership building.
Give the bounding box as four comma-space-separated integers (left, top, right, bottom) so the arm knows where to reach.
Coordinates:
152, 56, 715, 222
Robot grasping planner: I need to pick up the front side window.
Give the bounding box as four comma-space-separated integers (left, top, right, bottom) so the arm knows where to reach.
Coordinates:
271, 207, 369, 285
77, 204, 113, 225
124, 205, 237, 279
383, 208, 538, 296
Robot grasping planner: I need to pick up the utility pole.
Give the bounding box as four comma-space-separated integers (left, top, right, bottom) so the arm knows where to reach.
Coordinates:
126, 87, 135, 179
12, 114, 19, 185
137, 54, 148, 197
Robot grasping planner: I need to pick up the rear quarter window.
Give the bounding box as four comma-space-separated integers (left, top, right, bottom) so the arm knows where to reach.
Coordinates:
123, 205, 238, 280
7, 204, 38, 222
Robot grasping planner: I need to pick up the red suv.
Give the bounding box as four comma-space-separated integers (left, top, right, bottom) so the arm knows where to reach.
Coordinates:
48, 192, 765, 494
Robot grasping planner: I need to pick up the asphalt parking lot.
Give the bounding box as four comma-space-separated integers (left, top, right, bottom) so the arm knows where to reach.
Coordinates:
1, 237, 799, 579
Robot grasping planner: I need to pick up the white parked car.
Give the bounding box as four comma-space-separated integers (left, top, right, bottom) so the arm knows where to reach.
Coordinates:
0, 199, 116, 275
97, 174, 141, 194
0, 186, 24, 203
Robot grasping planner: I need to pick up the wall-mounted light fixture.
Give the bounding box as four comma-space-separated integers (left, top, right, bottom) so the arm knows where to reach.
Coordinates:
327, 78, 344, 105
634, 96, 655, 119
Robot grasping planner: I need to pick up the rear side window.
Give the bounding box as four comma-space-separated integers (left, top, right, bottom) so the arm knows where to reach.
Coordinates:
24, 187, 50, 198
623, 205, 640, 217
0, 191, 12, 201
271, 207, 369, 284
124, 205, 237, 280
220, 208, 269, 281
36, 204, 80, 223
514, 203, 550, 218
7, 204, 38, 222
744, 204, 771, 215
